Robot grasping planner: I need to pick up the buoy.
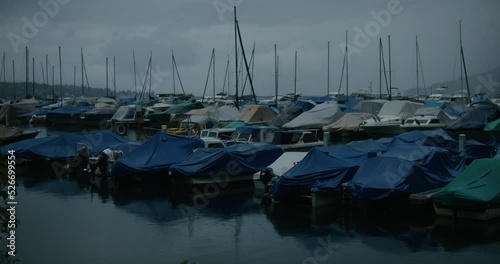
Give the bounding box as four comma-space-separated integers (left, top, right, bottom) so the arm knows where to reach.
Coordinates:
115, 123, 127, 135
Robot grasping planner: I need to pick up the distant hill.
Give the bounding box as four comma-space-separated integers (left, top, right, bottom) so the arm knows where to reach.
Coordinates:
0, 82, 140, 100
405, 65, 500, 97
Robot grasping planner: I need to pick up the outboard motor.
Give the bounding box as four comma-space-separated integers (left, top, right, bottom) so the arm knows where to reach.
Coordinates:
260, 168, 275, 195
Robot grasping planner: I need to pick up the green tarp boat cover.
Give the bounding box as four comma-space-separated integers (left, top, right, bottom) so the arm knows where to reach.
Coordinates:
432, 158, 500, 209
484, 118, 500, 132
165, 101, 204, 114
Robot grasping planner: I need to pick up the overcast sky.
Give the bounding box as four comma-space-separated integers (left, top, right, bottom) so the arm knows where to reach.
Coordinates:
1, 0, 499, 96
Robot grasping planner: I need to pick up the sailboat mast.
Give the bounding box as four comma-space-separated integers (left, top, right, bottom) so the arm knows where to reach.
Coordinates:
59, 46, 62, 104
114, 56, 116, 98
274, 44, 278, 105
379, 38, 382, 99
294, 50, 297, 97
388, 35, 392, 101
12, 60, 15, 100
149, 52, 152, 100
459, 21, 471, 102
106, 57, 109, 96
1, 52, 5, 88
327, 41, 330, 95
32, 57, 35, 97
45, 54, 48, 99
40, 62, 44, 96
171, 51, 176, 94
235, 21, 257, 104
346, 31, 349, 96
459, 20, 463, 97
234, 6, 239, 109
133, 49, 137, 99
25, 47, 29, 98
213, 49, 216, 100
416, 36, 419, 96
81, 48, 84, 96
52, 65, 55, 101
73, 65, 76, 98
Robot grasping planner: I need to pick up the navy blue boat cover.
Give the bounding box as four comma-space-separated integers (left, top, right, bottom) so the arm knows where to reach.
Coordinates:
271, 139, 389, 200
386, 129, 458, 150
270, 129, 479, 201
170, 143, 284, 178
111, 132, 204, 178
271, 148, 360, 201
348, 145, 465, 201
46, 105, 94, 118
1, 130, 131, 160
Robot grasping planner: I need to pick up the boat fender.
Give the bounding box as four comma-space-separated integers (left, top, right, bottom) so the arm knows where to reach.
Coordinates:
115, 124, 127, 135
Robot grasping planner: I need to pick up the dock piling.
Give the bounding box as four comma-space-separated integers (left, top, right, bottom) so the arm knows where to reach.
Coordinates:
323, 132, 330, 147
459, 134, 466, 151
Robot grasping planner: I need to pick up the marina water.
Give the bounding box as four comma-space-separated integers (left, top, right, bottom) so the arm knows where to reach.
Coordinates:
11, 126, 500, 264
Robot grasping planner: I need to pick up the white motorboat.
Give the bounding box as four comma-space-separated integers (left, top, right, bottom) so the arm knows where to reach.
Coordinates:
360, 100, 424, 138
400, 107, 454, 132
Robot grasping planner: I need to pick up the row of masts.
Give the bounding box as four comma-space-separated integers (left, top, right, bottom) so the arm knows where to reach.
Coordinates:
0, 19, 479, 103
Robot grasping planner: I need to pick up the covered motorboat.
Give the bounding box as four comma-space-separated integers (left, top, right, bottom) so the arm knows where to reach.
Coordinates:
111, 132, 204, 179
1, 130, 132, 161
270, 139, 388, 203
169, 143, 284, 185
45, 102, 94, 125
360, 100, 424, 138
282, 103, 343, 130
237, 105, 278, 125
445, 103, 500, 142
432, 158, 500, 220
0, 125, 40, 145
347, 145, 464, 201
401, 107, 454, 132
322, 112, 373, 137
264, 130, 323, 151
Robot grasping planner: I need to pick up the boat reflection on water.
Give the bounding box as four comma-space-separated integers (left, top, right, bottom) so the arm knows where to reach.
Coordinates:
17, 172, 500, 264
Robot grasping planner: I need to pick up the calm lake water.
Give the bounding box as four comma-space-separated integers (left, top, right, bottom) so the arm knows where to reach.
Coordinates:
9, 125, 500, 264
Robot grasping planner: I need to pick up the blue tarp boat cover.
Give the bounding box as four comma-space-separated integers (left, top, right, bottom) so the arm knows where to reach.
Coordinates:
271, 148, 360, 201
271, 138, 390, 200
387, 129, 458, 150
1, 130, 131, 160
310, 96, 335, 104
16, 109, 48, 118
464, 139, 498, 164
446, 104, 500, 130
46, 105, 94, 119
444, 104, 467, 117
111, 132, 204, 178
348, 145, 465, 201
170, 143, 284, 178
337, 95, 360, 112
293, 100, 316, 111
